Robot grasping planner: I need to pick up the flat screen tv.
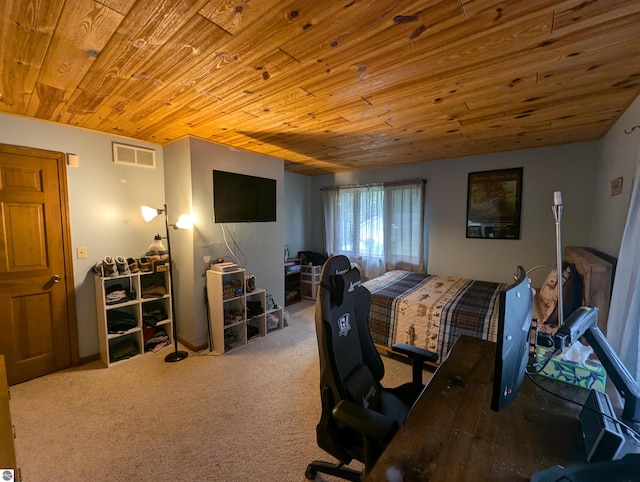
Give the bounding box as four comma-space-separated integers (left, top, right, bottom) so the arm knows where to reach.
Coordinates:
212, 170, 276, 223
491, 266, 534, 412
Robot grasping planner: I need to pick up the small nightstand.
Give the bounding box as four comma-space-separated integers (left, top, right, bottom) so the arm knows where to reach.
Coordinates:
285, 258, 302, 306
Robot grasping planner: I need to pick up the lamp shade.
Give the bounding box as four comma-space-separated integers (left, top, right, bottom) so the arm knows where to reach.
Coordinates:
147, 234, 167, 255
175, 214, 193, 230
141, 205, 160, 222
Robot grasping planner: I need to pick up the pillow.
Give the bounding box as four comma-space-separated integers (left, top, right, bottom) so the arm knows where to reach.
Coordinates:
537, 269, 559, 323
536, 262, 583, 326
344, 363, 380, 409
546, 262, 583, 325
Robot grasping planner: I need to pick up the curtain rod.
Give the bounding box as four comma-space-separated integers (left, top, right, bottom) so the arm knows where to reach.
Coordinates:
320, 178, 425, 191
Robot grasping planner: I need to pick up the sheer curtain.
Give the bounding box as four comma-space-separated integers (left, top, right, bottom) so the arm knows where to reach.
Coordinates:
321, 179, 425, 280
607, 154, 640, 381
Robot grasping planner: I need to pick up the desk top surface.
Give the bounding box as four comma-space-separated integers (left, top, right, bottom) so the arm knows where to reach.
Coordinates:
367, 336, 590, 482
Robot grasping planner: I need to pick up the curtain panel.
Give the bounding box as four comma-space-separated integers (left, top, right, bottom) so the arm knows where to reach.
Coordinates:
608, 153, 640, 381
321, 179, 425, 280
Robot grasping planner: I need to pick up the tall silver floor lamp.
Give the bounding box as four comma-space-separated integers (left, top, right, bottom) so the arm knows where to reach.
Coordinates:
552, 191, 564, 327
141, 204, 192, 362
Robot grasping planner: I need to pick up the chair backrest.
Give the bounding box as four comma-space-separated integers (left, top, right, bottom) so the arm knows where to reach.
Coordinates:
314, 255, 386, 462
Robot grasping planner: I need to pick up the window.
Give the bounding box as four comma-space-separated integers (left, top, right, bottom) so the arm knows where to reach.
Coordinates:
322, 179, 425, 279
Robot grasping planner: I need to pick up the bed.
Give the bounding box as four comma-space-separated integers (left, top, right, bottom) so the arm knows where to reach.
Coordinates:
365, 271, 504, 360
363, 246, 616, 361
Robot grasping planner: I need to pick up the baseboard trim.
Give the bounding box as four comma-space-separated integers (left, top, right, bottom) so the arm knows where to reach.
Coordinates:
79, 353, 100, 365
178, 337, 208, 353
80, 339, 208, 365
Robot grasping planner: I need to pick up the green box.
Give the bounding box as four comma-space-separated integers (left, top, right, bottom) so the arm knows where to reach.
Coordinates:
535, 346, 607, 393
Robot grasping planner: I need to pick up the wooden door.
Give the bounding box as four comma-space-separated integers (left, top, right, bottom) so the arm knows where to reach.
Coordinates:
0, 144, 78, 385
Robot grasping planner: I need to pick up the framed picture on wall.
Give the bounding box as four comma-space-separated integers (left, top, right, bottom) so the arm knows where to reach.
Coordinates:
466, 167, 522, 239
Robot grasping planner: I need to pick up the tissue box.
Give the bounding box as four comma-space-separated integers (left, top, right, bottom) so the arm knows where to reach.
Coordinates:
535, 346, 607, 393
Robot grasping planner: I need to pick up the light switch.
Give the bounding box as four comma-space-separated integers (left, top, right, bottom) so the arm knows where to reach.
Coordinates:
77, 246, 88, 259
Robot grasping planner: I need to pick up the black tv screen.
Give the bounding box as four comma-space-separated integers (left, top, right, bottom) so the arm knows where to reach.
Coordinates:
212, 170, 276, 223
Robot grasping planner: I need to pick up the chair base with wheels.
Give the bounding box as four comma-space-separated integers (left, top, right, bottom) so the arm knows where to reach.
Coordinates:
305, 461, 361, 481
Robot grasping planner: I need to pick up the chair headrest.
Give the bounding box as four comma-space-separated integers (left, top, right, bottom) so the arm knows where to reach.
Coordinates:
330, 267, 361, 307
322, 255, 352, 278
320, 255, 363, 306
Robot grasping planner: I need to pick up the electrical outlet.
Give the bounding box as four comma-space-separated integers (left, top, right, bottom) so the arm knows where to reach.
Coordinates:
77, 246, 88, 259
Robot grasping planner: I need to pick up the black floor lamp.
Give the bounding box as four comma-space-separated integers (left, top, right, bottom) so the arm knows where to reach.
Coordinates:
141, 204, 192, 363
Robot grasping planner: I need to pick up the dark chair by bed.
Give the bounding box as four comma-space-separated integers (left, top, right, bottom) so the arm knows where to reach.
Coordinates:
305, 255, 438, 481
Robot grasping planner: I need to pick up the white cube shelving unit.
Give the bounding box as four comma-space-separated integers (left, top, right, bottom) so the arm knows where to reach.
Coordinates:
206, 268, 284, 355
95, 271, 173, 367
301, 264, 322, 300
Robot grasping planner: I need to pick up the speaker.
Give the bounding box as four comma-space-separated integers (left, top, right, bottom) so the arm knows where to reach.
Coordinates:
579, 389, 625, 462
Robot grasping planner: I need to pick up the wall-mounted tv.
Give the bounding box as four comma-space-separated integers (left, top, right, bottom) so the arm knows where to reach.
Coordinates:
212, 170, 276, 223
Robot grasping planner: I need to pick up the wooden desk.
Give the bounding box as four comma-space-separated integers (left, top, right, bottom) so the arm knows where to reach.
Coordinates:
367, 336, 590, 481
0, 355, 18, 474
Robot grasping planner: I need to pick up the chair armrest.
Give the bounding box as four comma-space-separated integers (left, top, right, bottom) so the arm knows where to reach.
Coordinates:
391, 343, 438, 363
332, 399, 399, 444
391, 343, 439, 384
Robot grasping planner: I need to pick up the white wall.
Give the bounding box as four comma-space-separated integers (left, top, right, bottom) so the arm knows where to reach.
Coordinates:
309, 141, 600, 286
284, 172, 312, 257
591, 96, 640, 256
0, 113, 165, 358
163, 139, 197, 344
164, 137, 285, 348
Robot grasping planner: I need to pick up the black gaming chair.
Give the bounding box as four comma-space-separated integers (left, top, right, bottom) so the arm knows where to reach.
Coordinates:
305, 255, 438, 481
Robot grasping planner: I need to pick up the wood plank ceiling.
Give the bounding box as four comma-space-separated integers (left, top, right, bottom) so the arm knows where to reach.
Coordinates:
1, 0, 639, 176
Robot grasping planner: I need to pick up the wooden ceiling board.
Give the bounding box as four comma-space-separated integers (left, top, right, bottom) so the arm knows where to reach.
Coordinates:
296, 2, 637, 120
101, 0, 137, 15
66, 0, 212, 120
28, 83, 66, 120
1, 0, 640, 175
86, 17, 232, 136
25, 0, 125, 119
346, 14, 640, 119
178, 49, 304, 116
276, 0, 445, 64
457, 79, 639, 127
33, 0, 124, 92
464, 56, 638, 112
183, 0, 328, 92
179, 3, 528, 122
1, 0, 66, 113
552, 0, 640, 33
304, 10, 555, 102
198, 0, 285, 36
105, 15, 232, 101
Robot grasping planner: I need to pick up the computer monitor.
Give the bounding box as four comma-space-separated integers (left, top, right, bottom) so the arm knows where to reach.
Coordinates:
491, 266, 534, 412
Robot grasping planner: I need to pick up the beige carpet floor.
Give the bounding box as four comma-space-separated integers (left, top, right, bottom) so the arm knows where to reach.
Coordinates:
9, 300, 428, 482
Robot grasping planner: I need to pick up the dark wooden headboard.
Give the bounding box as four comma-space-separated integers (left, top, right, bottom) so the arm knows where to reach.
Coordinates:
564, 246, 616, 335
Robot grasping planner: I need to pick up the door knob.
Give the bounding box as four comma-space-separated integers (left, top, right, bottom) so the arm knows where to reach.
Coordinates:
52, 275, 62, 283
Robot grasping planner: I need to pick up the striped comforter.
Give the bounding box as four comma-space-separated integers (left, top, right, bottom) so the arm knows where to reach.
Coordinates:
364, 270, 504, 360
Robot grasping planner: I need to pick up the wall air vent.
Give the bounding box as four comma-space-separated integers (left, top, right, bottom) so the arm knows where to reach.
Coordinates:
112, 142, 156, 168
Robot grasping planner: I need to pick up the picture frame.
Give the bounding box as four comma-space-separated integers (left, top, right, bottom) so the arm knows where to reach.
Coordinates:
466, 167, 522, 239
